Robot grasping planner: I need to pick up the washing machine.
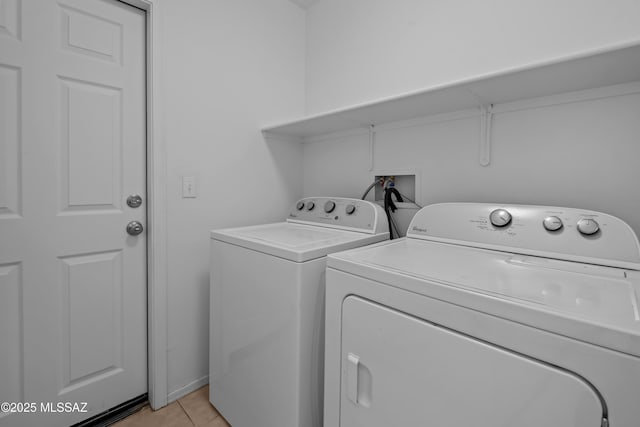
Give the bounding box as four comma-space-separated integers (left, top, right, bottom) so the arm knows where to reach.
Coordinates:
210, 197, 388, 427
324, 203, 640, 427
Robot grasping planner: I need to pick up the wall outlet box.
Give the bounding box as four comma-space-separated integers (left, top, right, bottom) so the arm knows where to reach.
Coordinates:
372, 170, 419, 205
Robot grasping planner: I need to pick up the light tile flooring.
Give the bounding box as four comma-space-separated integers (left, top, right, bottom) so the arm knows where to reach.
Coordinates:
112, 386, 230, 427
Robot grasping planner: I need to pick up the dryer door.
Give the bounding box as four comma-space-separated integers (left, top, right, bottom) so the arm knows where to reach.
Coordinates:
340, 296, 605, 427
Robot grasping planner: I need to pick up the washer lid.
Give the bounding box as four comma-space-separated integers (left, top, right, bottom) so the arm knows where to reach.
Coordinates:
328, 238, 640, 356
211, 222, 388, 262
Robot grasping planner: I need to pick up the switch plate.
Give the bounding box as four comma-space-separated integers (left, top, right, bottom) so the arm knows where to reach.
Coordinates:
182, 176, 197, 198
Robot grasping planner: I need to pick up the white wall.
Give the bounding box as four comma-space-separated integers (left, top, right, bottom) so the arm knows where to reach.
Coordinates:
161, 0, 306, 399
306, 0, 640, 114
303, 0, 640, 237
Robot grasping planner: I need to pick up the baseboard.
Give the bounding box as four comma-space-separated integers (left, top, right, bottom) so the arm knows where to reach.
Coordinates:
167, 375, 209, 403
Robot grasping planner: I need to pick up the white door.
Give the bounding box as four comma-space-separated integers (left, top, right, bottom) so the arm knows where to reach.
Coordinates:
0, 1, 147, 426
340, 296, 604, 427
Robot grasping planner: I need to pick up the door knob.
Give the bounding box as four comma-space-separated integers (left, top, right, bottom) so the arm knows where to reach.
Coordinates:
127, 194, 143, 208
126, 221, 144, 236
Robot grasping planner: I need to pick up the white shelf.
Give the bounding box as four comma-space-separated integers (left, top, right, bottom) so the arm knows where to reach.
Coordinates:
262, 42, 640, 140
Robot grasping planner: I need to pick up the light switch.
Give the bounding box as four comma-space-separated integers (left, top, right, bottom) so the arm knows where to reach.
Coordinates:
182, 176, 197, 198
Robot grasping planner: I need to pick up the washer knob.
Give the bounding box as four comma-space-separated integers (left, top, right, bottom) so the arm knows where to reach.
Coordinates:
542, 216, 563, 232
324, 201, 336, 213
307, 201, 315, 211
345, 204, 356, 215
489, 209, 512, 227
296, 201, 305, 211
577, 218, 599, 235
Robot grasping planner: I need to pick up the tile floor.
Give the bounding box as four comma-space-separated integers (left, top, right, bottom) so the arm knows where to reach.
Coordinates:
112, 386, 230, 427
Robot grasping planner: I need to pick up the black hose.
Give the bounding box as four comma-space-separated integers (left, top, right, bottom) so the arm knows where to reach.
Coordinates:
383, 187, 403, 239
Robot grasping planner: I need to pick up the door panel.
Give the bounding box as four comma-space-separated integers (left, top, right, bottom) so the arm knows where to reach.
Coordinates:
60, 77, 122, 211
60, 250, 123, 387
340, 296, 604, 427
0, 1, 146, 425
0, 262, 22, 404
60, 4, 124, 63
0, 64, 20, 216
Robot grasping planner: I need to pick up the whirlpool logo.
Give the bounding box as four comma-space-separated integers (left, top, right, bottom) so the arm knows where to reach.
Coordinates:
412, 226, 427, 233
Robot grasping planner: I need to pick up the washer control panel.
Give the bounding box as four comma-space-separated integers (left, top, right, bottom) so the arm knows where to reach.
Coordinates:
407, 203, 640, 269
288, 197, 388, 234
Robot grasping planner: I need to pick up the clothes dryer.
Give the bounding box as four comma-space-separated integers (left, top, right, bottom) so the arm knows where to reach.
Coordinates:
210, 197, 388, 427
324, 203, 640, 427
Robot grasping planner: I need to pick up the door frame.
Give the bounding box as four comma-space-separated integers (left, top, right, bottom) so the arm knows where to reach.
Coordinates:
118, 0, 168, 410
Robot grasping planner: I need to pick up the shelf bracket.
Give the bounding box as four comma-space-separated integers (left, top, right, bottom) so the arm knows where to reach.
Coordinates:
368, 124, 375, 172
479, 105, 493, 167
467, 88, 493, 167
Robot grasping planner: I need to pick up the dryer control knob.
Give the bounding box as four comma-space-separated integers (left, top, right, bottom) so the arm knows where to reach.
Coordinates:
577, 218, 599, 235
489, 209, 512, 228
296, 201, 305, 211
345, 204, 356, 215
324, 201, 336, 213
543, 216, 563, 232
307, 201, 315, 211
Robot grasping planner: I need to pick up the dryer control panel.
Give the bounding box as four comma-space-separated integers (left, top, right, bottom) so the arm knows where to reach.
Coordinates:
407, 203, 640, 269
287, 197, 388, 235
